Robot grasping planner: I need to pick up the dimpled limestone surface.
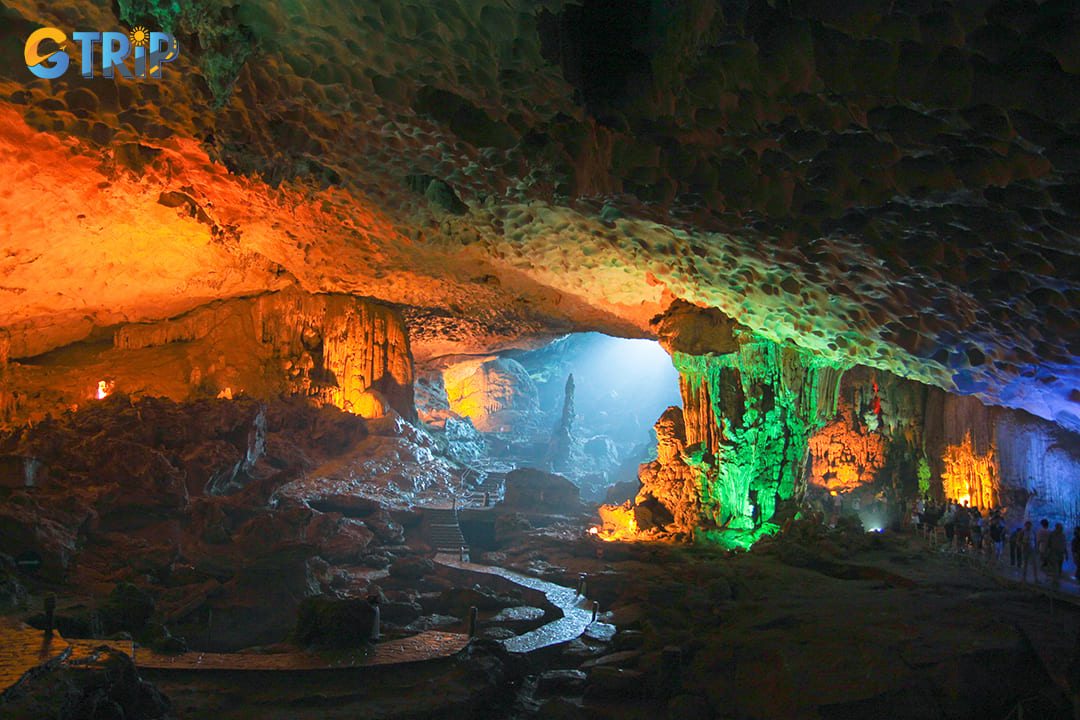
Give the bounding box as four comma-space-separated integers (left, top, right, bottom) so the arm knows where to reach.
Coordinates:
1, 0, 1079, 427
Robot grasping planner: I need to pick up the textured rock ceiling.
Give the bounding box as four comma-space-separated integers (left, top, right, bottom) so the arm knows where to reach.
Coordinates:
2, 0, 1080, 427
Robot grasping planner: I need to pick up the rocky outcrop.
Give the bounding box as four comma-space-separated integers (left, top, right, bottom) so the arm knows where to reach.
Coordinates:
0, 645, 170, 720
0, 395, 460, 650
634, 407, 703, 537
501, 468, 580, 514
117, 288, 415, 420
441, 357, 540, 433
0, 288, 414, 427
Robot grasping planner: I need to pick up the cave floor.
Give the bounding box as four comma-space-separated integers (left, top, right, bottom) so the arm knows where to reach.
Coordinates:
158, 528, 1080, 720
475, 525, 1080, 720
6, 526, 1080, 719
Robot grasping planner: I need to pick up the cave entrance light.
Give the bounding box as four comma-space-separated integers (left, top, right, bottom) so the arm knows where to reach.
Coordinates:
436, 333, 682, 504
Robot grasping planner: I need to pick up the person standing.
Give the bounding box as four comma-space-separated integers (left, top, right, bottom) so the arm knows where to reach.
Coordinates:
1036, 518, 1052, 570
1073, 527, 1080, 582
1009, 526, 1022, 567
1048, 523, 1069, 587
1021, 520, 1040, 584
988, 514, 1005, 565
942, 503, 956, 546
954, 505, 970, 552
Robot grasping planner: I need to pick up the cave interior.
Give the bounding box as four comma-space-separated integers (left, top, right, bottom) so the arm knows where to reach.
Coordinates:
3, 0, 1080, 718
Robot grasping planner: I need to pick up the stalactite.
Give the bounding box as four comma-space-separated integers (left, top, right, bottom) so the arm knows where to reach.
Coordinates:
112, 288, 415, 420
940, 432, 999, 510
673, 332, 847, 532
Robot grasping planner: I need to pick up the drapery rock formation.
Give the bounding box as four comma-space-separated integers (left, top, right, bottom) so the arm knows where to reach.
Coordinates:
440, 356, 539, 432
1, 288, 415, 424
675, 333, 845, 530
796, 369, 1080, 530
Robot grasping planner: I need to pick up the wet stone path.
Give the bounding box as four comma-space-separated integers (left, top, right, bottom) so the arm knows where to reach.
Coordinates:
134, 630, 470, 670
434, 553, 595, 654
2, 553, 591, 690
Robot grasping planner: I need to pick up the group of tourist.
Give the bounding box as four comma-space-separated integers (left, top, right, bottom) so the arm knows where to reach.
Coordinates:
914, 496, 1080, 587
1008, 519, 1080, 586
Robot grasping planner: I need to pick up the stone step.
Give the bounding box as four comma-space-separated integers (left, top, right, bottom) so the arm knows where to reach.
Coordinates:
425, 508, 467, 551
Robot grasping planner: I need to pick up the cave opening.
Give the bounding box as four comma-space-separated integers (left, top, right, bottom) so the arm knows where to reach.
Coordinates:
417, 333, 681, 504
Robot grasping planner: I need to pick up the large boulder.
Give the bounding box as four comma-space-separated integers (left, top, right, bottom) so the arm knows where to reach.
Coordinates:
501, 468, 580, 514
303, 512, 375, 563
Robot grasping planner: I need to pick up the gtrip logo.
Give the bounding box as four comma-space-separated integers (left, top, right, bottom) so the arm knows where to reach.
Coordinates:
25, 26, 179, 80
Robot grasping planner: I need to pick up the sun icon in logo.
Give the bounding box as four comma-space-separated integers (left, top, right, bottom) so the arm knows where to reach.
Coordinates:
129, 26, 150, 48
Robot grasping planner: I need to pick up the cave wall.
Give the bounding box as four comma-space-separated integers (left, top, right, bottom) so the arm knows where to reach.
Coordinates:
806, 367, 928, 500
803, 368, 1080, 529
3, 0, 1080, 432
0, 288, 415, 425
439, 356, 539, 432
652, 344, 1080, 536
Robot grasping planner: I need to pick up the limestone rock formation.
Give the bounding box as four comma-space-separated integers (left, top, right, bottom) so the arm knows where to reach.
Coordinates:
547, 374, 576, 473
441, 356, 539, 432
1, 288, 415, 426
807, 402, 888, 494
676, 333, 845, 530
634, 406, 703, 537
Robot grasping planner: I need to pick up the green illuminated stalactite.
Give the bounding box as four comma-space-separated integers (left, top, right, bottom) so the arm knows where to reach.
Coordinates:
675, 334, 845, 536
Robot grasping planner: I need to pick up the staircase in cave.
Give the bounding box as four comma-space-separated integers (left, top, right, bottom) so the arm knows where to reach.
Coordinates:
425, 508, 468, 554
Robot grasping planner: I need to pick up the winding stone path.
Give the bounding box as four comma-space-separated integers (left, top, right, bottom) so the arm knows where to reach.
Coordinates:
434, 552, 595, 654
133, 631, 469, 671
2, 556, 592, 691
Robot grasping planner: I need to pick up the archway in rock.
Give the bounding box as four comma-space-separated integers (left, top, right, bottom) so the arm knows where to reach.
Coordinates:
414, 333, 681, 503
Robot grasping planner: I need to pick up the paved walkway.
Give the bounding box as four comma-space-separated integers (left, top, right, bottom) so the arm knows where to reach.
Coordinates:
2, 552, 591, 691
133, 631, 469, 671
0, 619, 469, 692
434, 553, 595, 654
926, 536, 1080, 604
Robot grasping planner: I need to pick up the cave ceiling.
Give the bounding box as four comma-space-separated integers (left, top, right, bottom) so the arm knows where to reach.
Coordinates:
2, 0, 1080, 428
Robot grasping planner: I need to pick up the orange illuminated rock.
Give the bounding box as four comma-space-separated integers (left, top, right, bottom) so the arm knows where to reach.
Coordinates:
0, 288, 415, 425
441, 357, 538, 432
806, 404, 887, 494
941, 433, 999, 510
599, 407, 704, 539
